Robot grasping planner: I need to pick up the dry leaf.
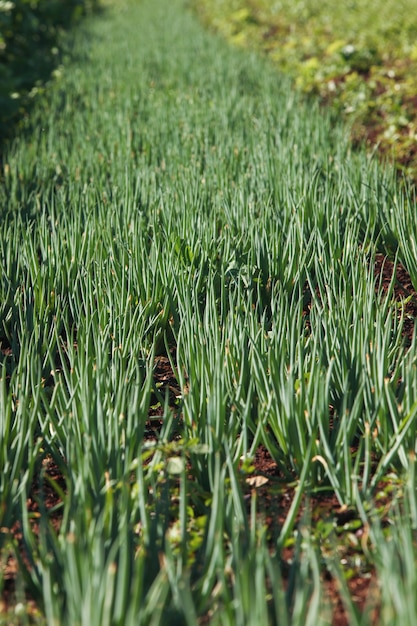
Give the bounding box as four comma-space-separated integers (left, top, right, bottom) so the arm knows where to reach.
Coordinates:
245, 475, 269, 488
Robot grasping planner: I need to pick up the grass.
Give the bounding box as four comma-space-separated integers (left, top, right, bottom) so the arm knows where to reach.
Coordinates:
193, 0, 417, 182
1, 0, 417, 623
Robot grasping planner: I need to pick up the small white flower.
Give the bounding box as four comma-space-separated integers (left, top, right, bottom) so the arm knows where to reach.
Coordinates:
342, 44, 356, 57
14, 603, 25, 617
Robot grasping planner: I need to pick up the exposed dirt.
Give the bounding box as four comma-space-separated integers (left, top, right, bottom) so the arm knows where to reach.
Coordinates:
243, 443, 383, 625
374, 253, 417, 345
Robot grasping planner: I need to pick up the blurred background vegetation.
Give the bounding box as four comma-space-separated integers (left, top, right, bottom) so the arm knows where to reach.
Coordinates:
194, 0, 417, 183
0, 0, 100, 140
3, 0, 417, 183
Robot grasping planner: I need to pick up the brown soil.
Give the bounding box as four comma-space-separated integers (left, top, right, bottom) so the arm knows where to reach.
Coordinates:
243, 443, 385, 625
374, 253, 417, 345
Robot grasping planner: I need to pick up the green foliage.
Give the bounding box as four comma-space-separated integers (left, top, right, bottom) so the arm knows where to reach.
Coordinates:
0, 0, 100, 139
1, 0, 417, 622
